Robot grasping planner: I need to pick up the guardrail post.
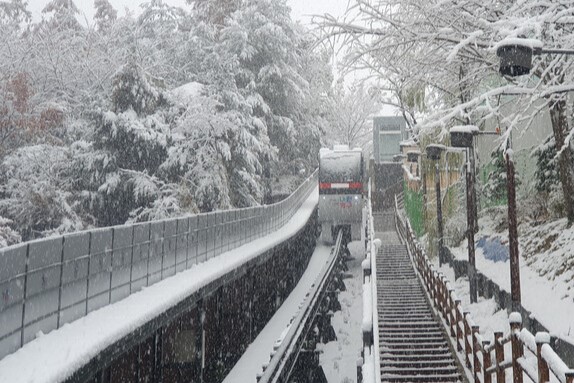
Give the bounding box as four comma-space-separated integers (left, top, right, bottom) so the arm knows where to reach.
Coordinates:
430, 269, 437, 305
56, 236, 66, 329
464, 312, 472, 368
510, 313, 523, 383
494, 331, 505, 383
472, 325, 480, 383
535, 332, 550, 383
447, 289, 455, 330
483, 340, 492, 383
441, 276, 448, 318
455, 300, 462, 351
441, 276, 449, 321
435, 271, 444, 317
20, 244, 30, 347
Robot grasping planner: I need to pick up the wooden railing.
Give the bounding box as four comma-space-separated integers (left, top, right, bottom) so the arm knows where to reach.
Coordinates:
394, 196, 574, 383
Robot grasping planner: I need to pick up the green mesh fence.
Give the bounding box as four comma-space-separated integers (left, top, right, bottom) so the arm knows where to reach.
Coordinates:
404, 181, 425, 237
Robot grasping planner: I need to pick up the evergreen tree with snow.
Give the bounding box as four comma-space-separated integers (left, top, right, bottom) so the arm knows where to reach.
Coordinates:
93, 0, 117, 32
41, 0, 81, 31
534, 135, 559, 194
190, 0, 242, 26
80, 62, 172, 225
484, 149, 508, 204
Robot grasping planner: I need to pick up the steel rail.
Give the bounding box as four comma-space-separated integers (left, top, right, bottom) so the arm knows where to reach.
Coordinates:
257, 229, 344, 383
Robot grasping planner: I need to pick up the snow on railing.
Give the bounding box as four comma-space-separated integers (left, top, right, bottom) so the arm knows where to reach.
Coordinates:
394, 200, 574, 383
0, 170, 318, 361
359, 178, 380, 383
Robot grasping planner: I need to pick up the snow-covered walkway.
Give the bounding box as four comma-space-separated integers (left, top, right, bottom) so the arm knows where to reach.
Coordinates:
0, 188, 319, 383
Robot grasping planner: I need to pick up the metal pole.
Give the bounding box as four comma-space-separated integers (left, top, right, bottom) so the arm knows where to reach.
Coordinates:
506, 152, 521, 310
435, 162, 444, 266
466, 154, 478, 303
470, 145, 478, 233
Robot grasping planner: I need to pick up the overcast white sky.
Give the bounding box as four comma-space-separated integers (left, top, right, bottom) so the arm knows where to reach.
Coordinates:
28, 0, 351, 25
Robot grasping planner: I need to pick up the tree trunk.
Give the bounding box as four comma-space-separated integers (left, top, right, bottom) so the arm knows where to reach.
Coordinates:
548, 98, 574, 224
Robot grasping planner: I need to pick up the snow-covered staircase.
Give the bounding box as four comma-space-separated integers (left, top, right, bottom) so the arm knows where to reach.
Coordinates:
375, 213, 463, 383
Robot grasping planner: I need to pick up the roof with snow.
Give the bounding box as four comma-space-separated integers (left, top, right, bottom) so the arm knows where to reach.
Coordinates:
450, 125, 479, 134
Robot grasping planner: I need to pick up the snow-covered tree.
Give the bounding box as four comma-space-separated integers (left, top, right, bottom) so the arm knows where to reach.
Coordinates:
0, 216, 20, 248
0, 144, 83, 240
81, 62, 172, 225
0, 0, 30, 27
218, 0, 316, 177
93, 0, 117, 32
0, 0, 338, 236
41, 0, 81, 31
484, 149, 508, 204
190, 0, 242, 26
327, 84, 380, 149
534, 135, 559, 195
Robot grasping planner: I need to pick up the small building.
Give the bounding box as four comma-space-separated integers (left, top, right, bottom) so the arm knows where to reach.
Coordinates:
370, 116, 408, 210
373, 116, 408, 163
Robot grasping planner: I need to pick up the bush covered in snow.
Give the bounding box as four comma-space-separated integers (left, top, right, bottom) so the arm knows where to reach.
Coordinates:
0, 216, 21, 248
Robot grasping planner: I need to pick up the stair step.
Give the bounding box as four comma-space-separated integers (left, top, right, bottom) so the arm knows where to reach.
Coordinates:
372, 216, 462, 383
381, 366, 459, 375
380, 372, 462, 382
381, 359, 458, 368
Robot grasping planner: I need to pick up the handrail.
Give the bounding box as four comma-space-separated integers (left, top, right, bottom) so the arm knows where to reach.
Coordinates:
0, 169, 319, 360
394, 202, 574, 383
359, 178, 380, 383
369, 179, 382, 383
257, 229, 344, 383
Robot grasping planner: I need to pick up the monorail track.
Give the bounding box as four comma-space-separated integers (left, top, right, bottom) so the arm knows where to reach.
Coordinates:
375, 212, 464, 383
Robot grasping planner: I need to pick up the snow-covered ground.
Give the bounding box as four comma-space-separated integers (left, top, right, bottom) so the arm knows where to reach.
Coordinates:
319, 241, 364, 383
435, 207, 574, 349
0, 189, 319, 383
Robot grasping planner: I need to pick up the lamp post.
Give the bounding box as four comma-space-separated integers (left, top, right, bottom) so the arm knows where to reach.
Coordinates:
505, 149, 521, 311
494, 39, 562, 310
426, 144, 446, 267
450, 126, 479, 303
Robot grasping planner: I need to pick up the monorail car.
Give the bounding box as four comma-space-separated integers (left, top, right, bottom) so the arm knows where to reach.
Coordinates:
318, 146, 364, 243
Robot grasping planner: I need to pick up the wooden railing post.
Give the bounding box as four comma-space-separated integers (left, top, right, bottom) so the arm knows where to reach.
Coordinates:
494, 331, 505, 383
448, 292, 456, 337
455, 300, 463, 351
536, 332, 550, 383
436, 272, 443, 310
464, 312, 472, 368
430, 269, 436, 304
472, 325, 481, 383
483, 340, 492, 383
439, 275, 447, 319
510, 313, 523, 383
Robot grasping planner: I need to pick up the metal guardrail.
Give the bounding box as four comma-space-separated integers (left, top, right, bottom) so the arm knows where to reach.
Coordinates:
0, 170, 318, 360
257, 229, 343, 383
